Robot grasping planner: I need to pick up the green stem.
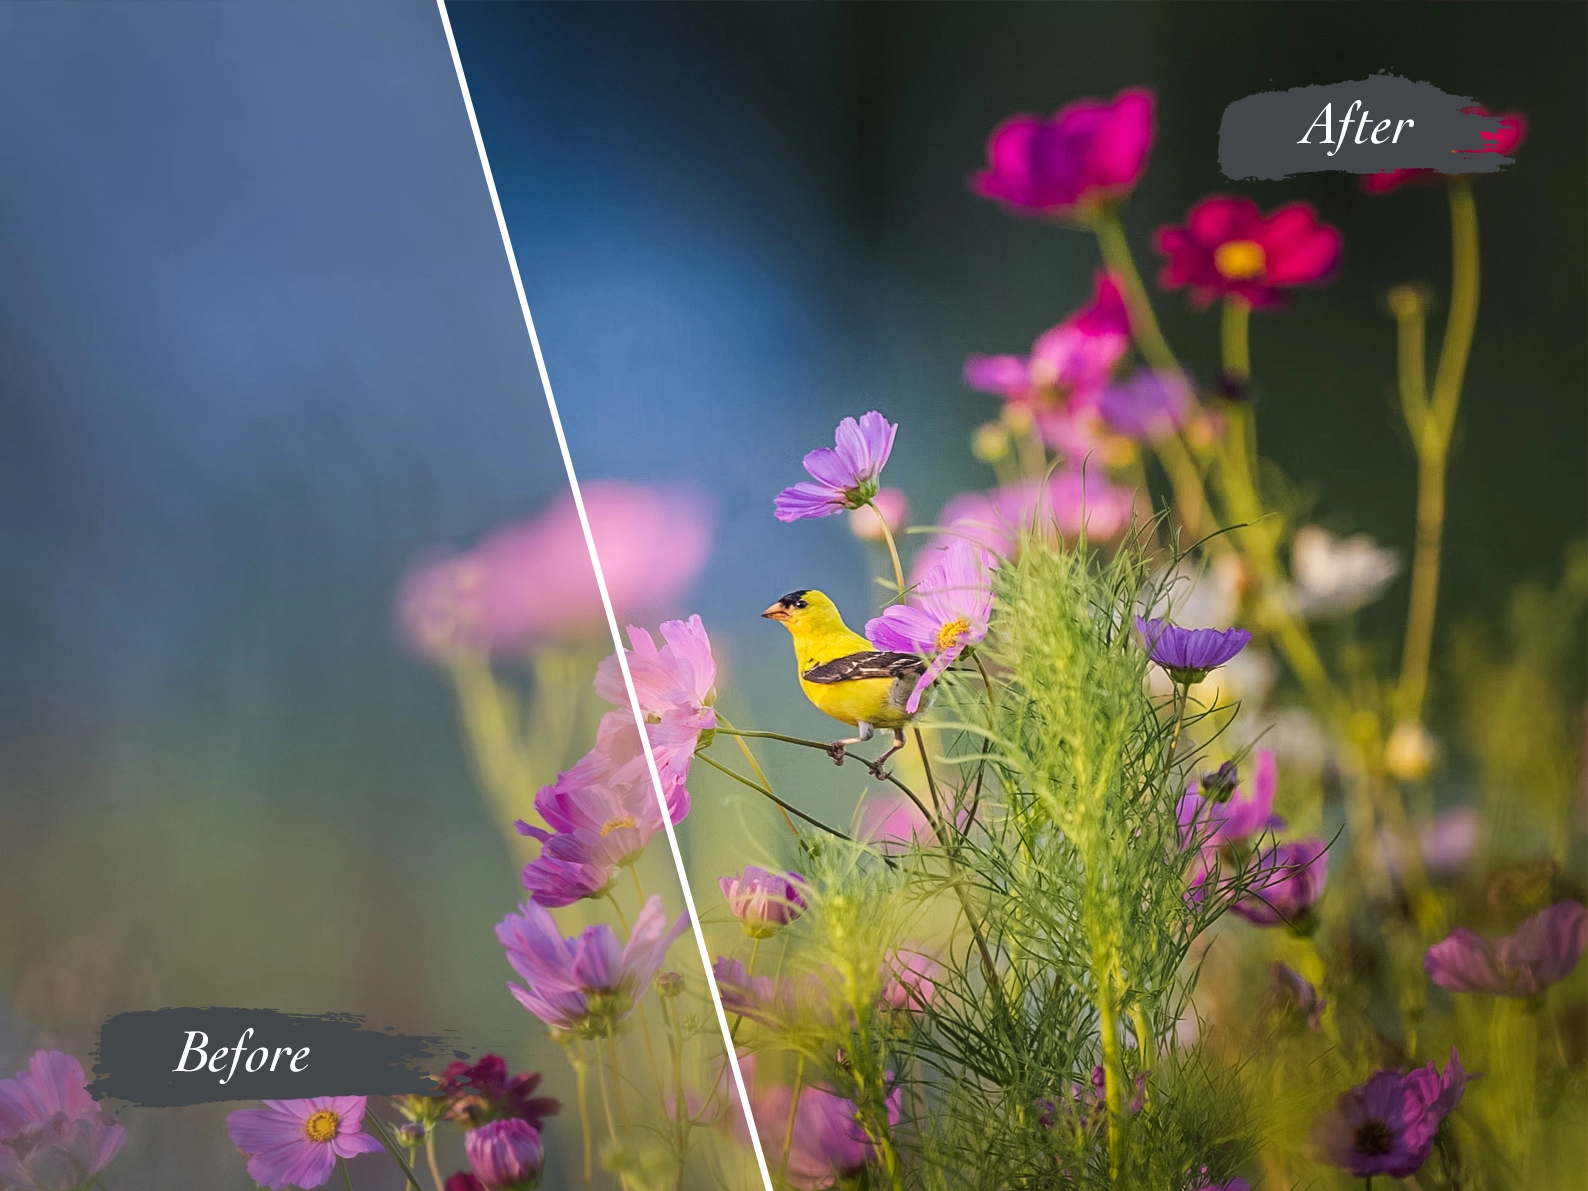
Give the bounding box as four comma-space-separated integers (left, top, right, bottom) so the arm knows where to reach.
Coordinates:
781, 1055, 806, 1182
1091, 206, 1181, 373
1098, 973, 1125, 1186
572, 1041, 595, 1189
424, 1131, 445, 1191
1221, 295, 1252, 383
696, 752, 851, 840
716, 711, 802, 838
868, 499, 908, 598
340, 1156, 354, 1191
365, 1113, 425, 1191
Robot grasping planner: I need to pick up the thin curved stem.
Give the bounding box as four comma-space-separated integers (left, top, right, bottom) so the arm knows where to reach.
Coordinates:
868, 499, 908, 598
424, 1132, 445, 1191
780, 1055, 806, 1181
696, 752, 850, 840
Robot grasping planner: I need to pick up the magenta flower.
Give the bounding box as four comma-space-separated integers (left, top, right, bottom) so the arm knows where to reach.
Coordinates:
774, 412, 898, 522
1154, 196, 1342, 310
1178, 750, 1285, 854
972, 88, 1155, 218
719, 866, 808, 938
397, 481, 712, 661
497, 894, 688, 1038
1136, 616, 1252, 685
731, 1055, 902, 1191
447, 1175, 485, 1191
1097, 369, 1192, 442
0, 1051, 126, 1191
464, 1118, 544, 1191
867, 538, 993, 713
225, 1098, 383, 1190
1424, 900, 1587, 996
1230, 839, 1329, 928
1364, 106, 1526, 193
1311, 1050, 1466, 1179
435, 1056, 559, 1131
880, 949, 942, 1013
850, 487, 909, 541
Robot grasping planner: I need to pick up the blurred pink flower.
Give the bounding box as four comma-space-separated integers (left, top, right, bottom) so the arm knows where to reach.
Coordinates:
0, 1051, 126, 1191
849, 487, 908, 541
972, 88, 1155, 217
881, 949, 942, 1012
225, 1097, 382, 1190
868, 539, 993, 713
1230, 839, 1329, 928
1155, 196, 1341, 310
720, 867, 808, 939
593, 615, 716, 735
1424, 900, 1587, 996
1311, 1050, 1466, 1180
1178, 750, 1285, 859
1363, 106, 1526, 193
1097, 369, 1192, 442
397, 481, 713, 660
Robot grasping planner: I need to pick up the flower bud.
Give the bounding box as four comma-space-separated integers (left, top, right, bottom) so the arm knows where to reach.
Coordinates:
718, 866, 808, 939
654, 970, 683, 998
1199, 760, 1239, 802
1385, 720, 1436, 782
465, 1118, 544, 1191
397, 1122, 426, 1148
971, 422, 1011, 462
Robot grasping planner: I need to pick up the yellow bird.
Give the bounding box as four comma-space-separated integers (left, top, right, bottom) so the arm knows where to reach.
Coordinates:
761, 589, 924, 772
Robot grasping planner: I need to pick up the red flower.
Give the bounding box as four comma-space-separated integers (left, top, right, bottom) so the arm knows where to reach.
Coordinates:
972, 88, 1155, 218
1362, 106, 1527, 195
1154, 196, 1341, 309
436, 1056, 560, 1131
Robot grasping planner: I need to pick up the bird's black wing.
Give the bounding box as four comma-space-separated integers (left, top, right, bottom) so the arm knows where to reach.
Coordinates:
802, 650, 925, 684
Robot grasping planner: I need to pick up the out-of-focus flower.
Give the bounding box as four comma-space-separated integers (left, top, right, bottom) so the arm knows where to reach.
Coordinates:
1288, 526, 1400, 618
594, 616, 717, 737
225, 1098, 383, 1190
446, 1174, 485, 1191
1385, 719, 1438, 782
497, 896, 687, 1038
435, 1056, 558, 1131
1038, 1066, 1147, 1134
1419, 808, 1480, 877
397, 482, 712, 661
868, 539, 994, 713
0, 1052, 126, 1191
1097, 369, 1192, 441
730, 1055, 902, 1191
1363, 106, 1526, 193
965, 272, 1132, 456
774, 412, 898, 522
1311, 1051, 1466, 1179
1179, 751, 1285, 857
1267, 962, 1327, 1032
1197, 760, 1241, 802
972, 88, 1155, 218
1135, 617, 1252, 685
849, 487, 908, 541
880, 950, 942, 1012
1424, 900, 1588, 996
719, 867, 808, 939
464, 1118, 544, 1191
654, 971, 683, 998
1230, 839, 1329, 928
1154, 196, 1342, 310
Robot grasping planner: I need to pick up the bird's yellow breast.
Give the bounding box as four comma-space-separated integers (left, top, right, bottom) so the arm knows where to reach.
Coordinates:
797, 673, 912, 730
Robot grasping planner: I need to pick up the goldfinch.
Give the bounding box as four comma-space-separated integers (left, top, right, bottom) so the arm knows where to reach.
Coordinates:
761, 589, 924, 771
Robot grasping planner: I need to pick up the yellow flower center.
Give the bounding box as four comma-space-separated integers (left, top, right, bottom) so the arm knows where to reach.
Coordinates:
935, 618, 971, 652
601, 817, 636, 836
303, 1110, 339, 1144
1213, 239, 1266, 281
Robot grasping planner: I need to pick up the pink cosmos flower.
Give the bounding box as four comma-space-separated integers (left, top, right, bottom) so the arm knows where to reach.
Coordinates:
1311, 1050, 1466, 1179
964, 271, 1131, 452
849, 487, 909, 541
398, 481, 713, 661
880, 949, 941, 1012
1229, 839, 1329, 928
719, 867, 808, 938
1424, 900, 1587, 996
497, 895, 688, 1037
972, 88, 1155, 218
1363, 106, 1527, 194
730, 1055, 902, 1191
435, 1056, 558, 1131
867, 539, 993, 713
225, 1097, 383, 1190
1154, 196, 1342, 310
0, 1051, 126, 1191
464, 1118, 544, 1191
1178, 751, 1285, 857
712, 959, 840, 1032
594, 615, 717, 737
774, 412, 898, 522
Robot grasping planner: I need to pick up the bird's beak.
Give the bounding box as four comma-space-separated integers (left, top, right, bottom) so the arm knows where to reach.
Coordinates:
761, 603, 789, 621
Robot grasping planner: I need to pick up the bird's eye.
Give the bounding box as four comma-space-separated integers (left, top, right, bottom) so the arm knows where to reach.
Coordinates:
794, 599, 807, 609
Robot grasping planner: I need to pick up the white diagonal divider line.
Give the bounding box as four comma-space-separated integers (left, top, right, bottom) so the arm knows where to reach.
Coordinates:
431, 4, 775, 1188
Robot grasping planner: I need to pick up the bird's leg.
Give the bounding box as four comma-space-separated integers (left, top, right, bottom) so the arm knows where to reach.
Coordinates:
865, 729, 908, 780
826, 722, 874, 766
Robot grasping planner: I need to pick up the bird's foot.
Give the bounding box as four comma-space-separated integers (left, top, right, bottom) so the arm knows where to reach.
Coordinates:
864, 760, 892, 782
826, 742, 848, 766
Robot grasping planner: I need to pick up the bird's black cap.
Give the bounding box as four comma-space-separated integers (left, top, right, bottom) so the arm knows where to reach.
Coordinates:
776, 590, 810, 609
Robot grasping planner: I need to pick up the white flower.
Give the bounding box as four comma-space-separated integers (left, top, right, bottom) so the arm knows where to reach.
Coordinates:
1289, 526, 1400, 618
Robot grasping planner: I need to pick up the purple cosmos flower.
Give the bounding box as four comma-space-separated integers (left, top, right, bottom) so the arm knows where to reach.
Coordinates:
972, 89, 1156, 217
731, 1055, 902, 1191
497, 895, 688, 1038
774, 412, 898, 522
1311, 1050, 1466, 1179
397, 481, 712, 661
1230, 839, 1329, 928
1097, 369, 1192, 441
1135, 616, 1252, 685
880, 949, 942, 1013
464, 1118, 544, 1191
712, 958, 839, 1032
1268, 962, 1327, 1032
867, 538, 994, 713
1424, 900, 1587, 996
0, 1051, 126, 1191
719, 866, 808, 938
225, 1097, 383, 1190
435, 1056, 558, 1131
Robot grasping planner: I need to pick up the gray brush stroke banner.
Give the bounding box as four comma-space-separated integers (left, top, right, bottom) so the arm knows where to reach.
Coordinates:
1221, 74, 1511, 181
91, 1007, 469, 1106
